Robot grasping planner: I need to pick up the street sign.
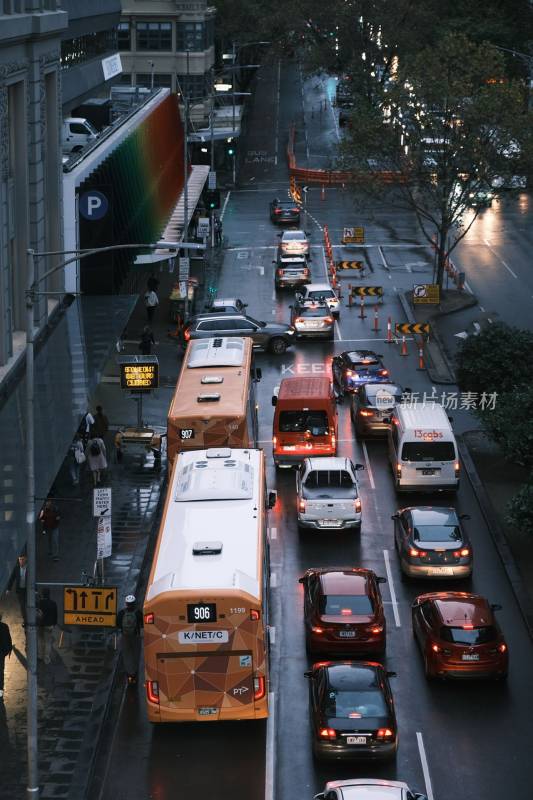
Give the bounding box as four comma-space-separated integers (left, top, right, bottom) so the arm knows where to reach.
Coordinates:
97, 516, 112, 559
395, 322, 431, 336
197, 217, 210, 238
93, 487, 111, 518
335, 260, 365, 270
352, 286, 384, 298
63, 585, 117, 627
118, 356, 159, 392
179, 280, 188, 298
341, 226, 365, 244
179, 257, 190, 280
208, 170, 217, 190
413, 283, 440, 304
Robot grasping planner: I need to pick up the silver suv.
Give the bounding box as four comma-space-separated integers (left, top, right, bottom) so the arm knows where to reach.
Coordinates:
184, 313, 295, 355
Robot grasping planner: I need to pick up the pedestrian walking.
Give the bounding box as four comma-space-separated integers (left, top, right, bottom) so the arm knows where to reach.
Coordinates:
117, 595, 143, 685
147, 275, 160, 293
81, 410, 95, 446
143, 288, 159, 323
86, 437, 107, 485
91, 405, 109, 440
7, 554, 28, 625
39, 499, 61, 561
139, 325, 155, 356
69, 434, 85, 486
214, 214, 223, 246
37, 588, 58, 665
0, 613, 13, 699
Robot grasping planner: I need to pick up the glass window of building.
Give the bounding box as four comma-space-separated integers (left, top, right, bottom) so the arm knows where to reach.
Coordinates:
119, 73, 132, 85
117, 22, 131, 51
177, 74, 208, 101
136, 22, 172, 51
176, 22, 205, 52
136, 74, 173, 88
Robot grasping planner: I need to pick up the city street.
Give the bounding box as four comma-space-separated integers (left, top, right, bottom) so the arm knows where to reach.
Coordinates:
92, 58, 533, 800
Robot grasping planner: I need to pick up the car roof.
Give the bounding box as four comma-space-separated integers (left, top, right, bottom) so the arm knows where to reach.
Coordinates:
339, 786, 405, 800
305, 456, 350, 471
324, 662, 381, 690
320, 570, 373, 596
212, 298, 241, 306
191, 313, 244, 323
408, 507, 458, 526
305, 283, 335, 292
428, 593, 493, 626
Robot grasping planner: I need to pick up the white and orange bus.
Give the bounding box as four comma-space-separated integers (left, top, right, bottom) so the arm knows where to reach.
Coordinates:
143, 447, 275, 722
167, 337, 259, 468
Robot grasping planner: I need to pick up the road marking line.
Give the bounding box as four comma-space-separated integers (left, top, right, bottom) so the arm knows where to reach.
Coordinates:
272, 289, 276, 301
226, 246, 276, 251
417, 731, 435, 800
378, 246, 389, 270
220, 191, 231, 220
265, 692, 276, 800
479, 305, 485, 312
335, 321, 342, 341
463, 279, 474, 294
270, 526, 277, 540
269, 626, 276, 644
270, 572, 278, 588
383, 550, 401, 628
259, 266, 264, 276
483, 238, 517, 278
361, 441, 375, 489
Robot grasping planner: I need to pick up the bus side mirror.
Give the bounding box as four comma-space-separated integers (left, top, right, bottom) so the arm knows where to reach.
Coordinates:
268, 491, 277, 509
460, 513, 470, 520
272, 396, 277, 406
304, 670, 313, 679
490, 603, 502, 611
354, 463, 364, 470
377, 576, 387, 583
253, 367, 262, 381
448, 416, 454, 422
391, 513, 399, 519
314, 794, 326, 800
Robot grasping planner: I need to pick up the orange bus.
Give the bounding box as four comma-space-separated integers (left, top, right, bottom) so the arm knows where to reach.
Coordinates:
167, 336, 259, 468
143, 447, 275, 722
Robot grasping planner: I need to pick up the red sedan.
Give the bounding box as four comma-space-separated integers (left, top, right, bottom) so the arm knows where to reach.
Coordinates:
412, 591, 508, 680
299, 568, 387, 657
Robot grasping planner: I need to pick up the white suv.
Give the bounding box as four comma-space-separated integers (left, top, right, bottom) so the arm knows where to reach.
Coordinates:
296, 283, 340, 318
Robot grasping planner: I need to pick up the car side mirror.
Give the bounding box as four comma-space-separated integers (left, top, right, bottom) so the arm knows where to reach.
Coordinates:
260, 321, 266, 326
404, 386, 412, 394
391, 513, 399, 520
459, 513, 470, 520
298, 576, 306, 584
448, 416, 454, 422
314, 794, 326, 800
377, 354, 384, 358
490, 603, 502, 611
268, 490, 277, 509
305, 231, 311, 236
272, 260, 276, 264
304, 670, 313, 679
253, 367, 262, 381
295, 293, 303, 301
354, 463, 364, 471
272, 396, 277, 407
377, 576, 387, 584
277, 233, 282, 237
386, 671, 397, 678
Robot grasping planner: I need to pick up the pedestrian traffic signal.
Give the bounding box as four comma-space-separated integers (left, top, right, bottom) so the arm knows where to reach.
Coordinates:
227, 144, 235, 156
206, 189, 220, 209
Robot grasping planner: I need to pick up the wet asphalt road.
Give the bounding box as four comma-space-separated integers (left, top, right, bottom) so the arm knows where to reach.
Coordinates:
93, 58, 532, 800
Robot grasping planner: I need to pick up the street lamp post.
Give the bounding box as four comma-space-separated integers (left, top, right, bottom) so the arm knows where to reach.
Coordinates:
23, 238, 203, 799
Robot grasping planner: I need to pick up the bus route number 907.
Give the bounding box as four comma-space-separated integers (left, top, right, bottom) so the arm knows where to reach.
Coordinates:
187, 602, 217, 623
180, 428, 194, 440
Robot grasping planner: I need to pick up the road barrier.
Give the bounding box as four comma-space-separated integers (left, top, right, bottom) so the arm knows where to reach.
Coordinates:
335, 260, 365, 271
395, 322, 430, 337
352, 286, 384, 299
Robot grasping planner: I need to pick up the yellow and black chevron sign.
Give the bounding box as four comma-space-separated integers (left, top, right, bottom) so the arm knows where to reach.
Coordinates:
335, 260, 365, 270
352, 286, 384, 297
395, 322, 430, 336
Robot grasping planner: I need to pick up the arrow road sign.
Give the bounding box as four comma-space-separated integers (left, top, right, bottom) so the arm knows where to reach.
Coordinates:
395, 322, 430, 336
63, 586, 117, 627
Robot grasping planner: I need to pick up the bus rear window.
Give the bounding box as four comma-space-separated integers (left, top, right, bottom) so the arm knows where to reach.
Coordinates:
401, 442, 456, 462
279, 410, 329, 435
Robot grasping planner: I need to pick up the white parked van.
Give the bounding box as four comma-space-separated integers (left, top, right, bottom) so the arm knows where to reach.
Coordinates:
387, 404, 459, 493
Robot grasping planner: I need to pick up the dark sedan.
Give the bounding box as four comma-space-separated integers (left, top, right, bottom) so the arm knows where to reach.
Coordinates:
332, 351, 389, 396
305, 661, 398, 762
393, 507, 472, 580
350, 382, 406, 437
270, 197, 301, 224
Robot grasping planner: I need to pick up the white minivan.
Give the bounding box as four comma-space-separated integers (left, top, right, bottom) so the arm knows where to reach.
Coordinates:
387, 404, 459, 493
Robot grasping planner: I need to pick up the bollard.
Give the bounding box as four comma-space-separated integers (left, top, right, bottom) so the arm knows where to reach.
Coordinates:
400, 335, 408, 356
359, 296, 366, 319
417, 343, 425, 370
386, 317, 393, 343
373, 305, 380, 332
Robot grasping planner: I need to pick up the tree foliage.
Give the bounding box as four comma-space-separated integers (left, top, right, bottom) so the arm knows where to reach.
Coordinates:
506, 484, 533, 536
455, 323, 533, 397
479, 387, 533, 466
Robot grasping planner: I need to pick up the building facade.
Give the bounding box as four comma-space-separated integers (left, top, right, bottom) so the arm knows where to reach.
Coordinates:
118, 0, 216, 124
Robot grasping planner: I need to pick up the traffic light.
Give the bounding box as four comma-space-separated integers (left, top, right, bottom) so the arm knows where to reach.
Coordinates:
226, 138, 235, 157
205, 189, 220, 209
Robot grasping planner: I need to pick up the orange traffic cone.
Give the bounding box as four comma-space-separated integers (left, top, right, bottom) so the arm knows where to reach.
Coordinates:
386, 317, 393, 343
417, 344, 425, 370
373, 305, 380, 332
400, 335, 408, 356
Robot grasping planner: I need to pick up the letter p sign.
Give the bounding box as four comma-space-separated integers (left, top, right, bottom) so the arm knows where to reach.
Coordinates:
80, 190, 109, 221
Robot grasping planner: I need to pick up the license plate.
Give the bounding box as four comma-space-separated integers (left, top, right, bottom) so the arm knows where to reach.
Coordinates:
338, 630, 356, 638
318, 519, 343, 528
462, 653, 480, 661
422, 469, 435, 475
347, 736, 367, 745
427, 567, 454, 576
283, 446, 295, 451
198, 707, 218, 716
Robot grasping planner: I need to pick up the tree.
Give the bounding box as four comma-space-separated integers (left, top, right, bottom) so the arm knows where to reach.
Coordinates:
479, 386, 533, 466
455, 323, 533, 397
507, 484, 533, 537
339, 33, 533, 288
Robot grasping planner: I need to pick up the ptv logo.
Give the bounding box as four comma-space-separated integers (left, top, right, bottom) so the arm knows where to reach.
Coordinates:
232, 685, 249, 696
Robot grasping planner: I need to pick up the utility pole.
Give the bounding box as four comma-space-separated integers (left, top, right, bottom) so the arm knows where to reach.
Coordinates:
232, 41, 237, 133
210, 100, 216, 249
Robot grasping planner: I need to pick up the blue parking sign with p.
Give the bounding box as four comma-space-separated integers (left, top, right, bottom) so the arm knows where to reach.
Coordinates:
80, 190, 109, 221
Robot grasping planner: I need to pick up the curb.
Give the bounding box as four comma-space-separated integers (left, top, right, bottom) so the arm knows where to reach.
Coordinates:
459, 436, 533, 641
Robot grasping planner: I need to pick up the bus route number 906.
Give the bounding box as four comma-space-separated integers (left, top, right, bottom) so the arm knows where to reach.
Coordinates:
180, 428, 194, 440
187, 602, 217, 623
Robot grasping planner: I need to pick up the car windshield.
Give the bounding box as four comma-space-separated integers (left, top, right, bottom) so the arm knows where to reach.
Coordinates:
324, 690, 388, 719
298, 306, 330, 318
284, 232, 305, 240
414, 525, 462, 543
321, 594, 374, 615
401, 442, 456, 462
279, 411, 329, 435
309, 290, 334, 300
440, 626, 497, 645
304, 470, 354, 489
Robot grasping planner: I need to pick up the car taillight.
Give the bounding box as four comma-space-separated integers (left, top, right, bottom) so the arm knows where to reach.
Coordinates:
409, 548, 427, 558
376, 728, 394, 739
273, 436, 277, 447
324, 317, 333, 324
254, 676, 266, 701
396, 463, 402, 478
370, 625, 384, 634
250, 609, 260, 621
274, 208, 282, 214
379, 369, 389, 376
184, 329, 191, 341
354, 498, 362, 513
455, 461, 460, 476
359, 409, 374, 417
340, 608, 352, 616
292, 207, 300, 213
295, 317, 304, 324
277, 268, 284, 275
298, 498, 306, 513
311, 625, 324, 634
431, 643, 441, 653
319, 728, 337, 739
453, 548, 470, 557
498, 643, 507, 653
144, 612, 154, 624
146, 680, 159, 704
345, 369, 353, 377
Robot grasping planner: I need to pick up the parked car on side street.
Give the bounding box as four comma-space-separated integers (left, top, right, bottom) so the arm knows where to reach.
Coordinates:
183, 313, 295, 354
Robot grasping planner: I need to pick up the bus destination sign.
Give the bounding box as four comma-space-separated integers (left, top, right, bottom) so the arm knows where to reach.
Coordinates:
118, 356, 159, 392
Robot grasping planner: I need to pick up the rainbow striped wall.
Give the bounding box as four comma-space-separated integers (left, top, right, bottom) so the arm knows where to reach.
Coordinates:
79, 93, 187, 294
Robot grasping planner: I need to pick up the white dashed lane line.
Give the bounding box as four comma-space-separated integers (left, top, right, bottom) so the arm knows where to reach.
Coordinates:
361, 441, 375, 489
417, 731, 436, 800
382, 549, 401, 628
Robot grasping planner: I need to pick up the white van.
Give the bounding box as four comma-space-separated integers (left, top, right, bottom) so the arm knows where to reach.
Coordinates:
387, 404, 459, 493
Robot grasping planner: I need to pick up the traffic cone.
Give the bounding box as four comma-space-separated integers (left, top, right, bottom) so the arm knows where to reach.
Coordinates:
417, 344, 425, 370
359, 297, 366, 319
373, 305, 380, 332
386, 317, 393, 343
400, 335, 408, 356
